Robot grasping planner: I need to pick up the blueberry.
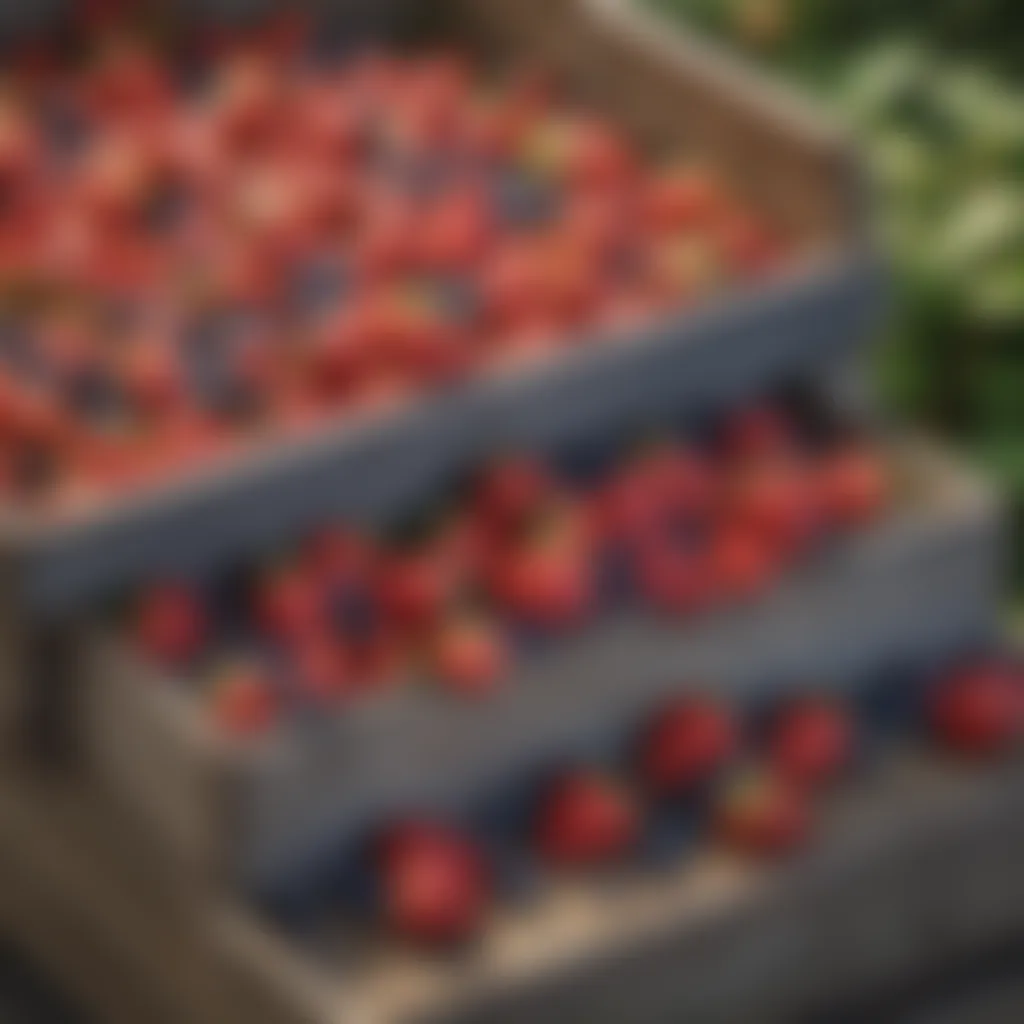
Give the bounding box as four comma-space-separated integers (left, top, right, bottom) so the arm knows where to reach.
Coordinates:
324, 580, 380, 637
290, 257, 347, 316
425, 276, 481, 326
636, 812, 699, 870
188, 355, 263, 424
491, 170, 559, 229
0, 326, 47, 383
144, 183, 190, 235
66, 370, 124, 420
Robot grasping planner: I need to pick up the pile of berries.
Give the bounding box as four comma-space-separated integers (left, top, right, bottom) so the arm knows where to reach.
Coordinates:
332, 657, 1024, 947
0, 21, 785, 508
129, 404, 888, 735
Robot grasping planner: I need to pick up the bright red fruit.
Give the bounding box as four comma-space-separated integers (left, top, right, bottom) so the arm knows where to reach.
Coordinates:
638, 698, 739, 795
0, 107, 40, 193
715, 770, 810, 857
564, 120, 634, 192
121, 341, 185, 417
597, 469, 665, 547
136, 584, 207, 666
293, 635, 352, 702
715, 212, 780, 277
384, 305, 471, 386
560, 192, 627, 259
378, 823, 490, 945
211, 665, 278, 737
634, 544, 712, 615
535, 772, 640, 867
418, 191, 494, 270
377, 550, 454, 631
474, 456, 554, 537
709, 525, 779, 601
209, 55, 281, 153
302, 527, 376, 584
353, 197, 421, 282
432, 614, 508, 697
643, 446, 717, 526
480, 242, 547, 331
493, 540, 594, 630
730, 460, 820, 554
0, 377, 68, 448
77, 135, 155, 228
305, 300, 381, 399
253, 566, 322, 643
643, 167, 723, 231
930, 663, 1022, 757
767, 698, 855, 790
722, 406, 798, 463
397, 56, 471, 151
539, 239, 602, 328
817, 445, 888, 528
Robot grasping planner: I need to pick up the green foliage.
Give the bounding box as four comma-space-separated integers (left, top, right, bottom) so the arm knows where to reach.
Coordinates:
650, 0, 1024, 581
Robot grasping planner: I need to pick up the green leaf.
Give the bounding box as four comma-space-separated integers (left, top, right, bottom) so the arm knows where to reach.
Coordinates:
931, 184, 1024, 271
837, 40, 930, 123
866, 129, 938, 197
965, 261, 1024, 323
934, 66, 1024, 156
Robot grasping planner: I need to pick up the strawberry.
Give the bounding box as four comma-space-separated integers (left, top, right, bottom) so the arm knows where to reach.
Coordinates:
378, 822, 490, 945
639, 698, 739, 795
535, 771, 640, 867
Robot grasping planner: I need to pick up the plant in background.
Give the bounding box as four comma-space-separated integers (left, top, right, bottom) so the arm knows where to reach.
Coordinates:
653, 0, 1024, 585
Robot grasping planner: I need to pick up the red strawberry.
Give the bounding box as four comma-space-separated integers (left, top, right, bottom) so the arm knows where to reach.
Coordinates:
0, 106, 40, 193
474, 456, 554, 537
930, 662, 1022, 757
643, 166, 723, 231
299, 87, 366, 162
708, 524, 780, 601
136, 584, 207, 667
564, 120, 634, 192
209, 55, 281, 153
767, 698, 855, 790
292, 635, 353, 703
352, 197, 421, 282
561, 192, 628, 260
535, 771, 640, 867
492, 539, 594, 630
211, 663, 278, 737
596, 470, 664, 547
121, 340, 185, 417
306, 301, 380, 399
715, 770, 810, 857
539, 238, 602, 328
722, 406, 798, 463
385, 305, 471, 386
729, 459, 821, 554
432, 613, 509, 697
395, 56, 471, 152
817, 444, 888, 529
253, 566, 322, 643
377, 550, 455, 631
634, 543, 713, 615
715, 211, 780, 277
378, 823, 490, 945
480, 241, 547, 331
643, 446, 717, 526
418, 190, 494, 271
638, 698, 739, 795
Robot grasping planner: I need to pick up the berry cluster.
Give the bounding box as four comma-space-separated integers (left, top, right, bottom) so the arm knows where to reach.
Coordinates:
0, 25, 784, 508
129, 404, 888, 735
351, 658, 1023, 947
